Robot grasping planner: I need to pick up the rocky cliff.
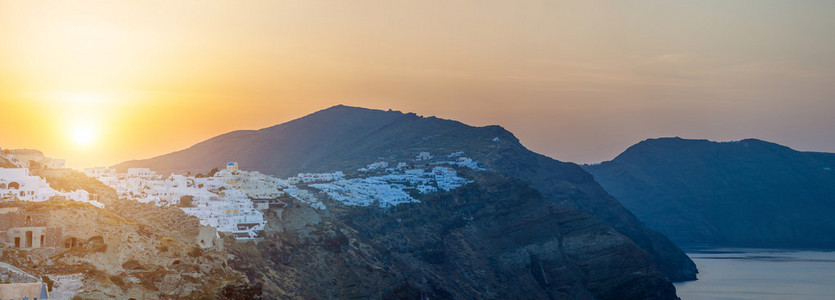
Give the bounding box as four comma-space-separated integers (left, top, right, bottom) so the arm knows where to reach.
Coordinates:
230, 172, 678, 299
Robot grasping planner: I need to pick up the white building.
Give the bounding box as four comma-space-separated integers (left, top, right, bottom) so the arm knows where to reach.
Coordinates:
127, 168, 156, 179
296, 172, 345, 183
0, 168, 103, 208
0, 168, 46, 201
448, 151, 465, 158
226, 161, 239, 174
83, 167, 115, 177
416, 152, 432, 161
359, 161, 388, 172
217, 170, 289, 199
42, 158, 65, 169
2, 149, 65, 169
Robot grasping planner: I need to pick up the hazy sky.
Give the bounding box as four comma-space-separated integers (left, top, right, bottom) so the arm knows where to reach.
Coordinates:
1, 1, 834, 169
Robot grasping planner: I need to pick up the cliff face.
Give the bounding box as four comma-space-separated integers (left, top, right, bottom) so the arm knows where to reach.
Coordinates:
230, 173, 678, 299
584, 137, 835, 247
115, 105, 696, 282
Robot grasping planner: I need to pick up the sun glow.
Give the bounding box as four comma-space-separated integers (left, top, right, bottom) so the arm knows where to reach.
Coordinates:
32, 91, 114, 150
70, 124, 97, 146
54, 91, 108, 104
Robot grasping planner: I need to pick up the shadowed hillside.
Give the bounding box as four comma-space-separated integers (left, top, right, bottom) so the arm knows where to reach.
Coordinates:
230, 172, 679, 299
115, 105, 696, 282
584, 137, 835, 247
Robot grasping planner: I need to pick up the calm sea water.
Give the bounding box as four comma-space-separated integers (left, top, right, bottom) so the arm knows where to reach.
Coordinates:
675, 248, 835, 300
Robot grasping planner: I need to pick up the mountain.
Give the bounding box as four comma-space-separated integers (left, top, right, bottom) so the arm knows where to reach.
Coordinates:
115, 105, 696, 282
231, 172, 678, 299
583, 137, 835, 247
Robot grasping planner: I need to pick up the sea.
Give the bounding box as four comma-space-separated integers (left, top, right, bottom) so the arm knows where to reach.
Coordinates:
675, 248, 835, 300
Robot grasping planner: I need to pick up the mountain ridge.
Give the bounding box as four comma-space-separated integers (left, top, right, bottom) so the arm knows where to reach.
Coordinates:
115, 105, 697, 283
584, 137, 835, 247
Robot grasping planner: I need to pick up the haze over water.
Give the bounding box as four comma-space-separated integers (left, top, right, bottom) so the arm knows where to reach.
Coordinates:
675, 249, 835, 300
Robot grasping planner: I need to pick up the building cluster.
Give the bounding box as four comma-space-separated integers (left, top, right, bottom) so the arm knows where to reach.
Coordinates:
422, 151, 485, 170
0, 150, 103, 208
0, 147, 483, 240
310, 166, 471, 207
86, 162, 345, 238
310, 178, 416, 207
1, 149, 65, 170
0, 168, 101, 207
309, 152, 480, 207
443, 157, 484, 170
416, 151, 433, 161
85, 165, 275, 239
357, 162, 388, 173
290, 171, 345, 184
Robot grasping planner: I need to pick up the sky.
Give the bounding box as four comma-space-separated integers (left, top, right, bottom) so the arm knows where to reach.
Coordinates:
1, 0, 834, 169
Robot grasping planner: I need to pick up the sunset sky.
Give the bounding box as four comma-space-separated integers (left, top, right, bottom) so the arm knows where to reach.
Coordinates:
1, 1, 834, 169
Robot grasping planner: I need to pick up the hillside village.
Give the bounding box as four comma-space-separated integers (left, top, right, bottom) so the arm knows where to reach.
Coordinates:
2, 147, 483, 242
0, 150, 103, 208
83, 151, 483, 239
0, 147, 484, 298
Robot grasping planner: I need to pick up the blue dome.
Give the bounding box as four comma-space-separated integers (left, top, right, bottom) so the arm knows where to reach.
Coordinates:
227, 162, 235, 166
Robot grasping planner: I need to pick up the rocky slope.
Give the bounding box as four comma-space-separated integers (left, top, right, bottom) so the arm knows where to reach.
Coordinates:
1, 170, 256, 299
229, 172, 678, 299
0, 156, 16, 168
115, 105, 696, 282
584, 137, 835, 247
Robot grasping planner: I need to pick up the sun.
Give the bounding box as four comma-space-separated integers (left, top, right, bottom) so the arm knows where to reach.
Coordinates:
71, 124, 97, 146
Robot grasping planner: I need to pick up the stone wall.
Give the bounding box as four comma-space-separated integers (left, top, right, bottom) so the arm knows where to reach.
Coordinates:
0, 211, 49, 230
0, 282, 48, 299
0, 210, 61, 250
